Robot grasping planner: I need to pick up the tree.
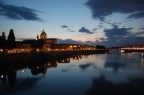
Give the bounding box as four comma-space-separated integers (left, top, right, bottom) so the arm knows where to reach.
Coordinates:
96, 45, 106, 49
8, 29, 15, 49
0, 32, 7, 49
2, 32, 6, 40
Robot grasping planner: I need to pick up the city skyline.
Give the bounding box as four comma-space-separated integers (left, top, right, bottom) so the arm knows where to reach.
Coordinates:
0, 0, 144, 47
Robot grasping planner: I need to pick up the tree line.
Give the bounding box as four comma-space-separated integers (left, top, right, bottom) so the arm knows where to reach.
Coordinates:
0, 29, 16, 49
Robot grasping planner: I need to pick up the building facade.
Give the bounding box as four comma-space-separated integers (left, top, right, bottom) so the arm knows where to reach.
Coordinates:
1, 30, 96, 54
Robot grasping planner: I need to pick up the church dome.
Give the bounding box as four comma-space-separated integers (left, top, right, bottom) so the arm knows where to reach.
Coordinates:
40, 30, 47, 39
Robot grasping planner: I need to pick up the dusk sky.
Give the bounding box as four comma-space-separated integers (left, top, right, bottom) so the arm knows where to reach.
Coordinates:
0, 0, 144, 47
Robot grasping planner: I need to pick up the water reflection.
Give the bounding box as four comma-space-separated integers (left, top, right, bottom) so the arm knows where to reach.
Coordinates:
0, 53, 144, 95
0, 62, 52, 88
105, 62, 125, 72
29, 61, 57, 76
0, 71, 17, 89
0, 55, 82, 89
86, 75, 144, 95
79, 63, 94, 70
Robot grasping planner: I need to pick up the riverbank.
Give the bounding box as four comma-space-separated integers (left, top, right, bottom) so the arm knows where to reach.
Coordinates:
0, 50, 107, 63
0, 50, 107, 73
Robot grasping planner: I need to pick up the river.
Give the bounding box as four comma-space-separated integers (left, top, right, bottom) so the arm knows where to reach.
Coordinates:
0, 53, 144, 95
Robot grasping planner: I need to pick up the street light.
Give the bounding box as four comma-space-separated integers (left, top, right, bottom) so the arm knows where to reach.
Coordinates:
0, 49, 3, 52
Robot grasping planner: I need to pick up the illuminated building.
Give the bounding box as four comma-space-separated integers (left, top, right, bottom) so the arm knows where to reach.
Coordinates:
1, 29, 96, 54
121, 45, 144, 50
51, 44, 80, 51
40, 30, 47, 39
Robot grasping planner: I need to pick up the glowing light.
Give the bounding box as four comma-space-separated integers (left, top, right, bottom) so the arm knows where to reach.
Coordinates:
1, 75, 3, 78
74, 45, 77, 47
0, 49, 3, 52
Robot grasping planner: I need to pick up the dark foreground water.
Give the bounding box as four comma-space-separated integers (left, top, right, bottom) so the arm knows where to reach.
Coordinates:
0, 53, 144, 95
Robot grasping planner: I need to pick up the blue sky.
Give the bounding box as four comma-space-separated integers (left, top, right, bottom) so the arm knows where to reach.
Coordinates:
0, 0, 144, 47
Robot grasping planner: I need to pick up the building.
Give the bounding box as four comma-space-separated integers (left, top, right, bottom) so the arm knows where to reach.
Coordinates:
3, 29, 96, 54
40, 30, 47, 40
121, 45, 144, 50
80, 45, 96, 50
7, 30, 57, 53
51, 44, 81, 51
7, 41, 32, 54
37, 30, 58, 44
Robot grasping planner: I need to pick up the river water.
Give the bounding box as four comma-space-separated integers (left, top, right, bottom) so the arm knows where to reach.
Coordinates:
0, 53, 144, 95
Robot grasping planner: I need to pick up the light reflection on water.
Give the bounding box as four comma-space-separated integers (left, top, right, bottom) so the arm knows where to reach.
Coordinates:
0, 53, 144, 95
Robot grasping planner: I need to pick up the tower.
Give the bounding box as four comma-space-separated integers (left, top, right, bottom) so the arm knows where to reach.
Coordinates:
40, 29, 47, 39
36, 35, 39, 40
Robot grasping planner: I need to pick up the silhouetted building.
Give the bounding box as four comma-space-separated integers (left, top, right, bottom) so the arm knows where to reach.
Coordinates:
2, 29, 96, 54
7, 30, 57, 53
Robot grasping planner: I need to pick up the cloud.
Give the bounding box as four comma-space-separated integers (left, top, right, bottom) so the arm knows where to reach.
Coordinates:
105, 62, 125, 72
133, 31, 144, 36
61, 25, 75, 32
104, 25, 132, 40
95, 36, 144, 48
128, 12, 144, 19
79, 63, 93, 70
93, 25, 144, 47
121, 37, 144, 45
86, 77, 144, 95
61, 25, 68, 28
70, 30, 75, 32
0, 2, 42, 21
57, 38, 84, 44
0, 77, 41, 94
0, 0, 3, 3
92, 28, 97, 31
85, 0, 144, 21
79, 27, 93, 34
140, 28, 144, 30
